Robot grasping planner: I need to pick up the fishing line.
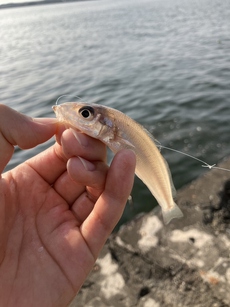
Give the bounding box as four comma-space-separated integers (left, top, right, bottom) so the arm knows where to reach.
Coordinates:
55, 95, 83, 105
52, 99, 230, 173
156, 144, 230, 173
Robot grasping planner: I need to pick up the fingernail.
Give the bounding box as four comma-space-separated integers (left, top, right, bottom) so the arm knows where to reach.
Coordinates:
70, 128, 88, 146
78, 156, 95, 171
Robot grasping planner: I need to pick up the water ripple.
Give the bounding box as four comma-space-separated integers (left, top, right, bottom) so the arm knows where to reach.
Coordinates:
1, 0, 230, 223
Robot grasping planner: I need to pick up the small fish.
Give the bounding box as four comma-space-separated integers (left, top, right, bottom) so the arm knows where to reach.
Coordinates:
53, 102, 183, 224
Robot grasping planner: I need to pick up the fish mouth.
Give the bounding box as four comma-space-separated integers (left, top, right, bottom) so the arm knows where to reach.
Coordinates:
52, 105, 58, 112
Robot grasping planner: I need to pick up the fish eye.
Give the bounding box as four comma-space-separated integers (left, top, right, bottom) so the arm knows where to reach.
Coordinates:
79, 106, 95, 119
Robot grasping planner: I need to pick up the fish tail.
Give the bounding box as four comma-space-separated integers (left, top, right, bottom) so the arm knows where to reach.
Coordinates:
162, 202, 183, 225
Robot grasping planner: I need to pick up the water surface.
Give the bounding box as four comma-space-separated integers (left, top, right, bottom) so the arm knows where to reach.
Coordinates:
1, 0, 230, 224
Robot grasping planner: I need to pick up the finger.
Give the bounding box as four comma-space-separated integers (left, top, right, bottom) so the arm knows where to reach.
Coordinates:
53, 157, 108, 205
67, 157, 108, 200
25, 129, 107, 184
71, 193, 95, 226
61, 129, 107, 162
52, 170, 85, 205
80, 149, 136, 258
0, 104, 57, 174
66, 157, 109, 224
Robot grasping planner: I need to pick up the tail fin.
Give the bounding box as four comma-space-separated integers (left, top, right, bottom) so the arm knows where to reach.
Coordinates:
162, 202, 183, 224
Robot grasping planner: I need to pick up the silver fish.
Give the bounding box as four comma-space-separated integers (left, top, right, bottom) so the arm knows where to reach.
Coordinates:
53, 102, 183, 224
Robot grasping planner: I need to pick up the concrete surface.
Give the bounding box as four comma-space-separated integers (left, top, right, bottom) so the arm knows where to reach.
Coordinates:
70, 157, 230, 307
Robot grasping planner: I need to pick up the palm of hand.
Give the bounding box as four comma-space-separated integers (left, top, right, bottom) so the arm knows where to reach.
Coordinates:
1, 165, 81, 306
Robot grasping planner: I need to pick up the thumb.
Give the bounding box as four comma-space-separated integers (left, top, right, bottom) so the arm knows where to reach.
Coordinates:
0, 104, 58, 174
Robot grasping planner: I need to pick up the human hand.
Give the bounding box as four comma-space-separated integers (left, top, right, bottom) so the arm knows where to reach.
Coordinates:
0, 104, 136, 306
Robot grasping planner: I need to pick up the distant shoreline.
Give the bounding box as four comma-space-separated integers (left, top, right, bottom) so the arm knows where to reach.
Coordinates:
0, 0, 92, 10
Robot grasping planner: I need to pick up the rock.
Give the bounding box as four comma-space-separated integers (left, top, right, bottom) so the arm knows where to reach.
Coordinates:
70, 157, 230, 307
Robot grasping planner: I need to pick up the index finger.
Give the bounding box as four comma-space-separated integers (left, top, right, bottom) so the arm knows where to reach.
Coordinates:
0, 104, 57, 174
